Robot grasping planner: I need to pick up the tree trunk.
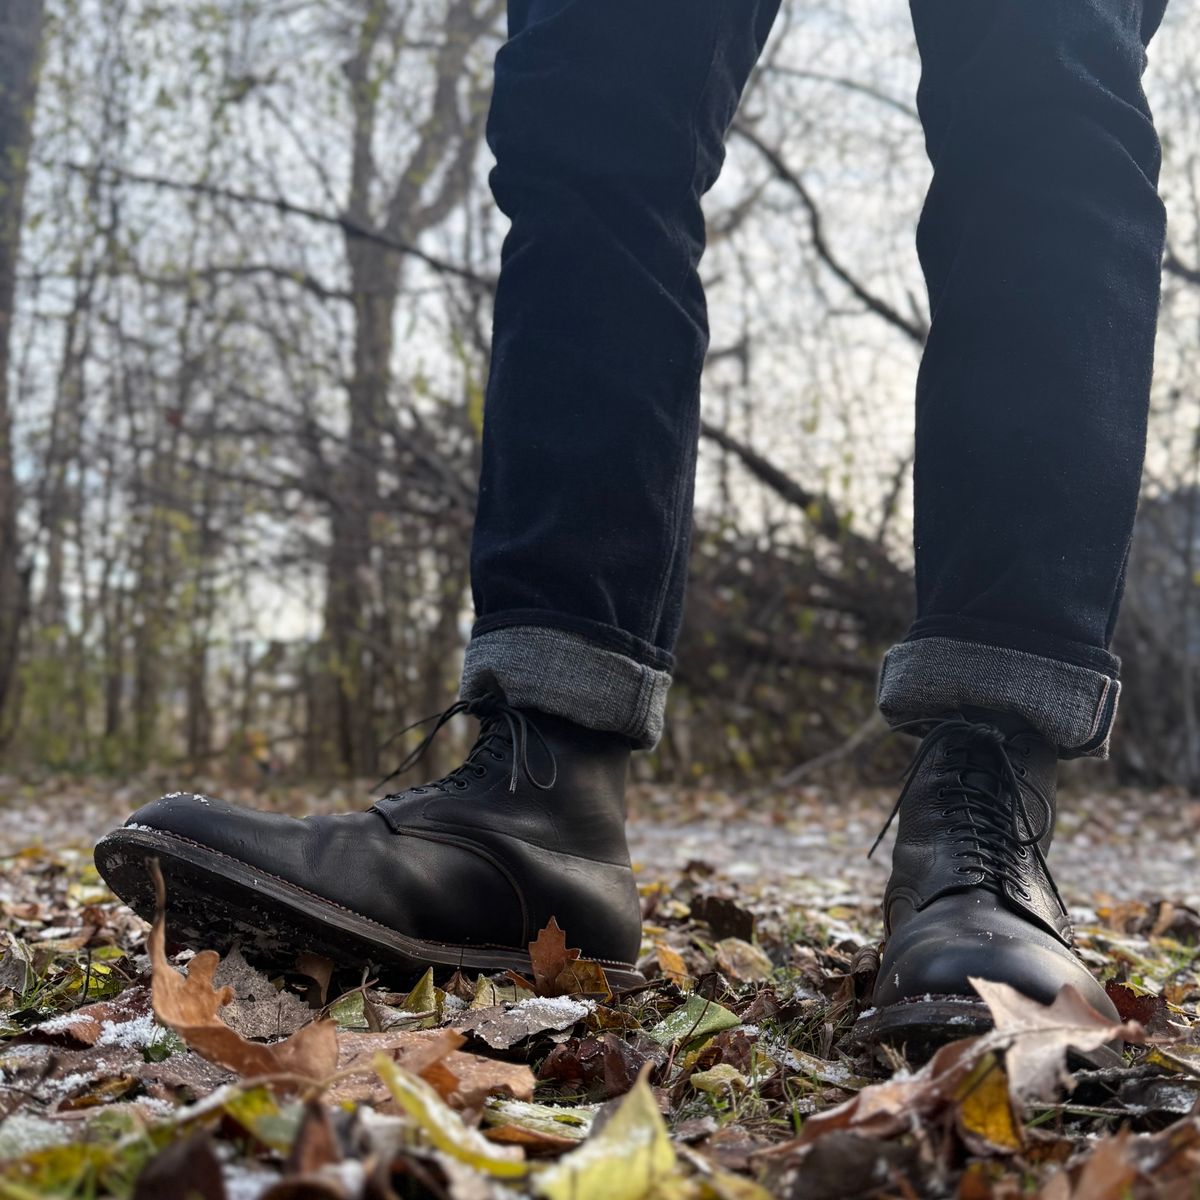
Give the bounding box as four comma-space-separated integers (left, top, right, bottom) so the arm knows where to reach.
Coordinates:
0, 0, 45, 741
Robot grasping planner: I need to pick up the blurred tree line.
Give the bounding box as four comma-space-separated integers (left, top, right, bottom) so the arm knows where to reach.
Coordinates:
1, 0, 1199, 789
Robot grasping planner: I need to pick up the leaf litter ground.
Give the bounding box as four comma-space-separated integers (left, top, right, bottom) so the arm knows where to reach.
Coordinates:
1, 776, 1199, 1198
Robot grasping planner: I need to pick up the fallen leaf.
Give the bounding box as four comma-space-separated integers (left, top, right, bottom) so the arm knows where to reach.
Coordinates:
1039, 1129, 1139, 1200
455, 996, 594, 1051
1104, 981, 1169, 1031
132, 1131, 226, 1200
148, 861, 337, 1085
646, 994, 740, 1047
285, 1099, 340, 1176
213, 946, 314, 1040
796, 1035, 985, 1143
715, 938, 773, 984
470, 976, 533, 1009
31, 984, 153, 1047
692, 895, 755, 942
482, 1098, 598, 1150
690, 1063, 750, 1096
372, 1052, 527, 1178
331, 1028, 534, 1112
955, 1053, 1022, 1155
526, 919, 611, 1000
327, 990, 369, 1031
530, 918, 579, 996
399, 966, 440, 1028
294, 952, 333, 1008
653, 942, 690, 985
539, 1034, 660, 1101
970, 977, 1145, 1101
533, 1069, 676, 1200
553, 957, 612, 1001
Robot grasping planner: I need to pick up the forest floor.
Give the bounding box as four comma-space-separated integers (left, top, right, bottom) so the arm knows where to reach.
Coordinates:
0, 774, 1199, 1198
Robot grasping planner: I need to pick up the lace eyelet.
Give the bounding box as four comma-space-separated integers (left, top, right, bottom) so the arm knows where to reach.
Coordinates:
473, 765, 488, 778
1016, 846, 1029, 859
413, 787, 426, 794
454, 779, 469, 790
936, 787, 946, 798
1016, 766, 1027, 778
489, 750, 504, 761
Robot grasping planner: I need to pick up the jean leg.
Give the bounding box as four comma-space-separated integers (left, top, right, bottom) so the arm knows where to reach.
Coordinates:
877, 0, 1169, 758
463, 0, 781, 747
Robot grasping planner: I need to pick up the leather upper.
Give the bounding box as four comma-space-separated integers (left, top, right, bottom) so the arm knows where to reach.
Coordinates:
123, 707, 643, 965
882, 709, 1070, 944
873, 708, 1117, 1019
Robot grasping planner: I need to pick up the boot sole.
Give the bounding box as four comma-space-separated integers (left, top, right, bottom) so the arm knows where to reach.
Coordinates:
855, 996, 1123, 1070
94, 826, 647, 991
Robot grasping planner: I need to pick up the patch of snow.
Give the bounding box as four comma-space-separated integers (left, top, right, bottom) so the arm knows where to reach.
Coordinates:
96, 1014, 159, 1049
221, 1161, 280, 1200
36, 1011, 94, 1035
508, 995, 594, 1022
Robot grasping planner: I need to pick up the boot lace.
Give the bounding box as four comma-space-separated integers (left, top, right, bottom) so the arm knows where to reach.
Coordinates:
868, 714, 1065, 912
371, 695, 558, 796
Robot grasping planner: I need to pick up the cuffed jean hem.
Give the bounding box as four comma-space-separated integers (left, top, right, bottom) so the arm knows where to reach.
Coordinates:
875, 635, 1121, 759
460, 625, 672, 750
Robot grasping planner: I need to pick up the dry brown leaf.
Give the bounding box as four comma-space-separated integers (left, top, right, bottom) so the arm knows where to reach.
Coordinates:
969, 977, 1145, 1102
331, 1027, 534, 1112
32, 984, 152, 1046
796, 1034, 985, 1143
1068, 1131, 1139, 1200
715, 937, 774, 984
133, 1132, 227, 1200
148, 861, 338, 1085
529, 918, 579, 994
1035, 1130, 1140, 1200
294, 952, 334, 1007
553, 958, 611, 1000
285, 1099, 341, 1176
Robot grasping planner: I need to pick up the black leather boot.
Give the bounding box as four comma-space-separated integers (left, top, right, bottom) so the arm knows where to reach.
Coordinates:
94, 697, 645, 988
858, 706, 1119, 1058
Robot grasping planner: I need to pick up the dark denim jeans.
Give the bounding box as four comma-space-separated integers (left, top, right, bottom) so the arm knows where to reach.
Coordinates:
463, 0, 1169, 758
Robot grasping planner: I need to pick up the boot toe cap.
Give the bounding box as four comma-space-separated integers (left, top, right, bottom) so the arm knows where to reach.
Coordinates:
874, 891, 1116, 1019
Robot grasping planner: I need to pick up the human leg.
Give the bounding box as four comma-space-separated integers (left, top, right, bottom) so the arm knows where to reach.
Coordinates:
866, 0, 1169, 1048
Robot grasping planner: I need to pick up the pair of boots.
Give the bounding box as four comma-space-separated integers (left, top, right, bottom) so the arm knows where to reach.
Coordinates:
95, 698, 1116, 1048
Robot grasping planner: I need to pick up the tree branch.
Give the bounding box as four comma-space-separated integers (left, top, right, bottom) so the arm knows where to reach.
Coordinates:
730, 122, 928, 346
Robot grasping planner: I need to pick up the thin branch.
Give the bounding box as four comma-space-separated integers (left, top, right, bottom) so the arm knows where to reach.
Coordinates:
49, 159, 496, 291
730, 122, 929, 346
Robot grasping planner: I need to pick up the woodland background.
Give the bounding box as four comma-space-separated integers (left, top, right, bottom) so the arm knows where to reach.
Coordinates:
2, 0, 1200, 790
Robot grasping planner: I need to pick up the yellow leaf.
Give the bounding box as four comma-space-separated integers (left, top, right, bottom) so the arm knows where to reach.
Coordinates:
955, 1054, 1022, 1154
402, 967, 440, 1028
654, 942, 690, 986
690, 1064, 749, 1096
373, 1052, 527, 1178
535, 1071, 677, 1200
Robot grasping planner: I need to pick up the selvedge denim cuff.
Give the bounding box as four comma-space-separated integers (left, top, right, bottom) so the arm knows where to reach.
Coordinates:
461, 625, 672, 750
876, 636, 1120, 759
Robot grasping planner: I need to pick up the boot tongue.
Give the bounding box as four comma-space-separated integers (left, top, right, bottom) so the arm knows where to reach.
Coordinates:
954, 706, 1054, 854
951, 706, 1027, 807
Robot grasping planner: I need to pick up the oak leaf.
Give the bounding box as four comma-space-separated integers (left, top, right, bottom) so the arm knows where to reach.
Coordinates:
148, 861, 338, 1086
969, 977, 1145, 1102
